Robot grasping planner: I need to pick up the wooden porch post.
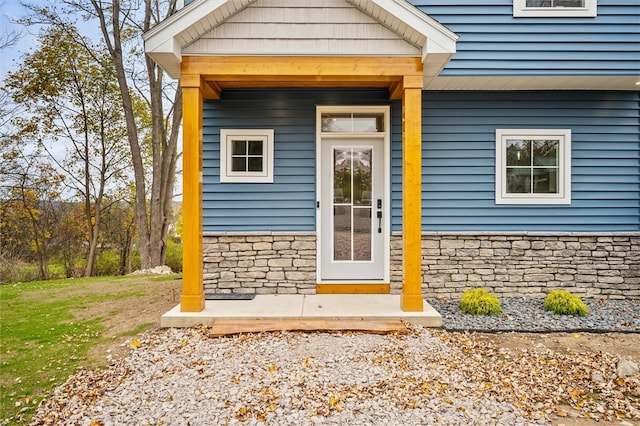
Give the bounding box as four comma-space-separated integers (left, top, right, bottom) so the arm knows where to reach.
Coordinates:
401, 76, 424, 312
179, 74, 205, 312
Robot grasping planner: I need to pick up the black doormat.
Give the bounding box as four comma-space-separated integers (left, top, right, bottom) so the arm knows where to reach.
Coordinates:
205, 293, 256, 301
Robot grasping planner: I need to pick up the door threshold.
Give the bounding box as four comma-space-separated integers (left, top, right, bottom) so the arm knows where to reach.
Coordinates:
316, 283, 390, 294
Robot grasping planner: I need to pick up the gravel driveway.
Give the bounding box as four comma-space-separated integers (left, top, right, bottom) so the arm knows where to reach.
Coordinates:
31, 326, 640, 426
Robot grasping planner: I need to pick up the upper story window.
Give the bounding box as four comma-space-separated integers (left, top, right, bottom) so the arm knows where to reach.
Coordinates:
513, 0, 597, 17
495, 129, 571, 205
220, 129, 274, 183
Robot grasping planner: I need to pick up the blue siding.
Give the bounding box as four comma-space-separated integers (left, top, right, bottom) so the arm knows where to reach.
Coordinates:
208, 90, 639, 233
202, 89, 390, 232
389, 91, 640, 232
409, 0, 640, 76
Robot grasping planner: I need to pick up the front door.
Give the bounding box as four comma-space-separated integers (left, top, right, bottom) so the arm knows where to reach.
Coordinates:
319, 137, 386, 281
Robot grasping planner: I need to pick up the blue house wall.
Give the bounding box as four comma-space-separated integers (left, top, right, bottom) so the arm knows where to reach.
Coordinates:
390, 90, 640, 233
410, 0, 640, 77
202, 89, 390, 232
204, 89, 639, 234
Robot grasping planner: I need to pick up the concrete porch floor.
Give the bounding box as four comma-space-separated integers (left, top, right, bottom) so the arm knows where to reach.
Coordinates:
160, 294, 442, 328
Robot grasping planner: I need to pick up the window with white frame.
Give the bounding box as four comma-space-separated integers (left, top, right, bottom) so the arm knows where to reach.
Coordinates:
220, 129, 274, 183
495, 129, 571, 204
513, 0, 597, 17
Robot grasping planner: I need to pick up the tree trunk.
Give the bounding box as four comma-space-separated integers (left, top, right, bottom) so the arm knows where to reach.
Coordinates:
146, 55, 182, 268
90, 0, 151, 268
85, 230, 99, 276
87, 0, 180, 270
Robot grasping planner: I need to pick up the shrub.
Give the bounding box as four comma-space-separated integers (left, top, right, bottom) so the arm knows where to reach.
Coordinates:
0, 260, 40, 283
544, 290, 589, 316
130, 249, 141, 273
165, 239, 183, 273
95, 250, 120, 276
47, 263, 66, 280
460, 288, 502, 316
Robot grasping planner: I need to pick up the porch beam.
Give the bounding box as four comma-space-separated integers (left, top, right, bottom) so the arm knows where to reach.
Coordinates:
401, 77, 424, 312
204, 80, 222, 100
389, 81, 403, 100
204, 75, 402, 85
183, 56, 423, 77
179, 74, 205, 312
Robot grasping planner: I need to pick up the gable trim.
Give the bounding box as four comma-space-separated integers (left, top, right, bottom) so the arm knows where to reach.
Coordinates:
144, 0, 457, 82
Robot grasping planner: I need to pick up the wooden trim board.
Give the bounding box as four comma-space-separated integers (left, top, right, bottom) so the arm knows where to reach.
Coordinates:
316, 284, 390, 294
209, 318, 407, 337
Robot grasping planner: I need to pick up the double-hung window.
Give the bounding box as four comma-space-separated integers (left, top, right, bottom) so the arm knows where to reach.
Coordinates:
495, 129, 571, 204
220, 129, 274, 183
513, 0, 597, 17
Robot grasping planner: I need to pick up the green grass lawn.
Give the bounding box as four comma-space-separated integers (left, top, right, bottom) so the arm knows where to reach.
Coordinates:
0, 275, 181, 425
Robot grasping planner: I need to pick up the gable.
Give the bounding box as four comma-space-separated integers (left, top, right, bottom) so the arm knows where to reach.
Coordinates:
183, 0, 421, 57
144, 0, 458, 82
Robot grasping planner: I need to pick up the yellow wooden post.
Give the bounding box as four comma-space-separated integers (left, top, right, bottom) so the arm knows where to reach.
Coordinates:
401, 76, 424, 312
180, 74, 205, 312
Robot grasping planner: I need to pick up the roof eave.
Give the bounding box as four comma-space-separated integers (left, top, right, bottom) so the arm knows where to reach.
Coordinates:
144, 0, 459, 84
144, 0, 256, 78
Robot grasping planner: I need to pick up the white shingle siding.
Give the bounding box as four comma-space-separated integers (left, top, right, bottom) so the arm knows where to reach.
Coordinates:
183, 0, 421, 56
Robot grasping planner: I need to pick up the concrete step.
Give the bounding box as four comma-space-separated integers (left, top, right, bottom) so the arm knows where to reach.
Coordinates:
161, 294, 442, 328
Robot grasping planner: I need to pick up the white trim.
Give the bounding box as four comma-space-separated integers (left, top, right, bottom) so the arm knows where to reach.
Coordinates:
220, 129, 274, 183
203, 231, 316, 237
495, 129, 571, 205
513, 0, 597, 17
425, 75, 640, 91
363, 0, 458, 53
316, 105, 391, 283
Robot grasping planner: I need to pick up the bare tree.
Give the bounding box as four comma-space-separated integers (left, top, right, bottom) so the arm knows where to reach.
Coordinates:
66, 0, 182, 269
89, 0, 182, 268
19, 0, 181, 270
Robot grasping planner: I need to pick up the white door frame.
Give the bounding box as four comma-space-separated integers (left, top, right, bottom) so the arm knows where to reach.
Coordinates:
316, 105, 391, 283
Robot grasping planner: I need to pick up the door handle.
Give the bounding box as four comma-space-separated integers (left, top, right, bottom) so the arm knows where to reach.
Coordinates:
377, 210, 382, 233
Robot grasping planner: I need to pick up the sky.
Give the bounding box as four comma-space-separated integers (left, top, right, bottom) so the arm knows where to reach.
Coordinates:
1, 1, 42, 80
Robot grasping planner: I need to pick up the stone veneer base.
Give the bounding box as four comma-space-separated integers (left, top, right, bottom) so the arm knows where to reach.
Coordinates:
392, 233, 639, 300
203, 233, 317, 295
203, 233, 639, 299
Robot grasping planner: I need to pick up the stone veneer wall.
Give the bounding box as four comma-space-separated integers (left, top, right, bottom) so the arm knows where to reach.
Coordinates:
202, 234, 316, 294
391, 234, 640, 300
203, 232, 639, 299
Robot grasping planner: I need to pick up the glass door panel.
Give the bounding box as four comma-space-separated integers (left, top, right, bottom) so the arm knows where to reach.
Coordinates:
332, 148, 373, 262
